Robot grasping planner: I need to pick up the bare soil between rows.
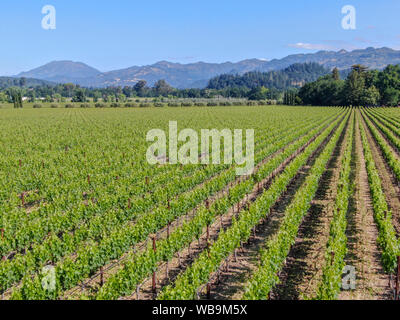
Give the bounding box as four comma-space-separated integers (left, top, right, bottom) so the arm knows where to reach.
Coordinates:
270, 114, 349, 300
339, 111, 392, 300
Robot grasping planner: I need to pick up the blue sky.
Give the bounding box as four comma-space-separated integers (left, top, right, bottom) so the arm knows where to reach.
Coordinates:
0, 0, 399, 75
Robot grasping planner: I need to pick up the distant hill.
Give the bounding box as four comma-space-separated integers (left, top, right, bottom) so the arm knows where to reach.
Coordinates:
75, 60, 269, 89
17, 61, 101, 84
13, 47, 400, 88
207, 63, 331, 90
0, 76, 54, 89
254, 47, 400, 72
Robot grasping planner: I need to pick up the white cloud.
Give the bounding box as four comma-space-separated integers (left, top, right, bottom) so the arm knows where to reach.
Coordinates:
288, 40, 370, 52
288, 42, 334, 50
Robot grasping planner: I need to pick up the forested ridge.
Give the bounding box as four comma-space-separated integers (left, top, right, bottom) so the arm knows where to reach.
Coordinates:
207, 63, 330, 90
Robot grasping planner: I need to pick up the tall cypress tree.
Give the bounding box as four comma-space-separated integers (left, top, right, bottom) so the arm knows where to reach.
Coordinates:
332, 67, 340, 81
12, 90, 23, 108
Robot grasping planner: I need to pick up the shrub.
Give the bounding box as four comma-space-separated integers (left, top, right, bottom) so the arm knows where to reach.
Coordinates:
124, 103, 138, 108
80, 103, 90, 108
95, 103, 106, 108
195, 102, 206, 107
154, 102, 165, 107
139, 103, 151, 108
33, 104, 42, 108
168, 102, 180, 107
207, 102, 218, 107
181, 102, 193, 107
50, 104, 59, 108
110, 103, 120, 108
246, 101, 257, 106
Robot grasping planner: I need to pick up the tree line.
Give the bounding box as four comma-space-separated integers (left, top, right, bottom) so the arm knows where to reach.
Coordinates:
0, 79, 281, 104
0, 63, 330, 104
298, 64, 400, 106
1, 63, 399, 107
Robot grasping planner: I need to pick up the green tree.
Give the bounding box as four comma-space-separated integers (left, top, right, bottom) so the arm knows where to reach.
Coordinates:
248, 86, 269, 100
298, 75, 345, 106
117, 93, 127, 102
27, 91, 36, 103
360, 85, 380, 106
54, 93, 62, 102
0, 92, 7, 102
332, 67, 340, 81
154, 80, 173, 96
351, 64, 369, 74
93, 92, 101, 103
19, 77, 26, 87
295, 96, 303, 105
134, 80, 148, 97
381, 87, 399, 106
344, 65, 367, 106
9, 89, 23, 108
376, 65, 400, 105
63, 83, 76, 98
72, 89, 86, 102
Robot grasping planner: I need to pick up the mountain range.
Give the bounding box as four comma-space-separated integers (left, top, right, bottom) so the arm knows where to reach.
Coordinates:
15, 47, 400, 89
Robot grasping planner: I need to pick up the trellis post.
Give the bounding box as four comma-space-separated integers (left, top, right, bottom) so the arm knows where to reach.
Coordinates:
152, 235, 157, 294
396, 256, 400, 300
100, 266, 104, 287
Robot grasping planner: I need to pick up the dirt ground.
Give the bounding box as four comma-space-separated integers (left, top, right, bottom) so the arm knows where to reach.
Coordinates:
339, 112, 392, 300
271, 115, 349, 300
